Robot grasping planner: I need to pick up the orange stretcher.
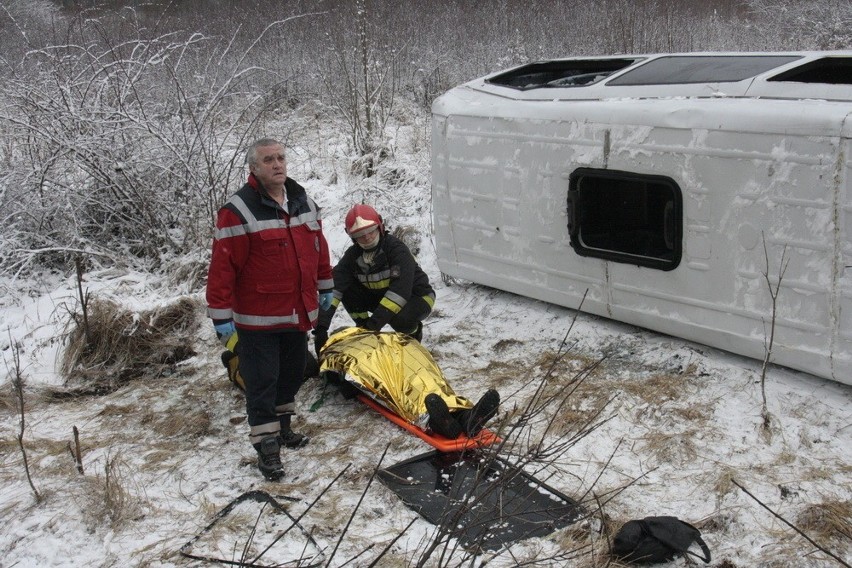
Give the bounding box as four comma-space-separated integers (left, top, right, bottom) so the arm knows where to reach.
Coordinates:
358, 394, 501, 452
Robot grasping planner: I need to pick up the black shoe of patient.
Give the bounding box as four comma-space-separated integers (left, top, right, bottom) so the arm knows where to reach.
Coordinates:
337, 380, 359, 399
425, 393, 462, 439
221, 350, 235, 369
322, 370, 360, 399
463, 389, 500, 437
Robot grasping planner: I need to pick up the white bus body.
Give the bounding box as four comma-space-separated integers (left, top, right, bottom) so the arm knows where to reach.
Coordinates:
431, 52, 852, 384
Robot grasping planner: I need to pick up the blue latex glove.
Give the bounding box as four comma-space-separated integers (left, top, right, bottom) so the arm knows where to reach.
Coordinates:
214, 320, 236, 343
319, 291, 333, 311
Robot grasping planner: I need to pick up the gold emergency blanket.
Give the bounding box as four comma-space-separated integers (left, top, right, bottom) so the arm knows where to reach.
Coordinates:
320, 327, 473, 427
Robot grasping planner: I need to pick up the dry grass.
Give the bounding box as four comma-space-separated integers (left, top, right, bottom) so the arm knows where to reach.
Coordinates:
618, 370, 692, 404
775, 448, 797, 466
161, 254, 209, 292
478, 358, 536, 391
79, 452, 145, 531
796, 465, 841, 484
141, 408, 212, 439
713, 468, 738, 505
608, 366, 718, 458
0, 388, 18, 412
97, 403, 138, 417
539, 392, 614, 442
796, 501, 852, 543
697, 510, 737, 534
0, 436, 71, 477
491, 338, 523, 352
638, 428, 700, 464
142, 445, 185, 468
480, 359, 529, 375
534, 349, 600, 382
670, 403, 712, 422
550, 520, 611, 566
513, 352, 615, 439
56, 296, 201, 396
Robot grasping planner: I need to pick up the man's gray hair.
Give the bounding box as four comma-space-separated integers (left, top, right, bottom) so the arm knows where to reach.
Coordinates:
246, 138, 283, 166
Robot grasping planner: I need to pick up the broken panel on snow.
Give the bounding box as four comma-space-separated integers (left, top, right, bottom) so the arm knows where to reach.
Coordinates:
378, 450, 585, 551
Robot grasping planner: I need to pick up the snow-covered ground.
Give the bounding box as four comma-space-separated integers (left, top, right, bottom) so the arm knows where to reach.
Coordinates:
1, 106, 850, 567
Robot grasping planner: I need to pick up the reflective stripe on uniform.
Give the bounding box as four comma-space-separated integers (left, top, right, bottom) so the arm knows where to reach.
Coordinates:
249, 421, 280, 445
234, 312, 301, 326
208, 307, 233, 319
379, 290, 406, 313
380, 296, 402, 313
215, 224, 247, 239
357, 268, 392, 289
228, 194, 323, 233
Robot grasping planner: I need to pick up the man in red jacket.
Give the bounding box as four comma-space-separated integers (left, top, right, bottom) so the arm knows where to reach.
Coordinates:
206, 138, 333, 481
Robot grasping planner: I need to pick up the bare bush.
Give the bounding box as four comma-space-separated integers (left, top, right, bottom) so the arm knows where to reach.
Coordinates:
320, 0, 410, 156
6, 337, 42, 503
0, 14, 299, 277
744, 0, 852, 49
759, 236, 789, 438
58, 296, 200, 395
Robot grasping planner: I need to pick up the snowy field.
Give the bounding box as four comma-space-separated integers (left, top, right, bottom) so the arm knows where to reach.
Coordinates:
1, 107, 850, 567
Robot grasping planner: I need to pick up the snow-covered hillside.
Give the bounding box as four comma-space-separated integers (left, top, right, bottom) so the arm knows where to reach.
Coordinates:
1, 107, 850, 567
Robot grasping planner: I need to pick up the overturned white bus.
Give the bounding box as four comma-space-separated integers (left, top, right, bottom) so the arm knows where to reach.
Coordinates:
431, 52, 852, 384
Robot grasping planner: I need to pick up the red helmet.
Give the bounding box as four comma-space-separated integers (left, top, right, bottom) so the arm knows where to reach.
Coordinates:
344, 204, 383, 239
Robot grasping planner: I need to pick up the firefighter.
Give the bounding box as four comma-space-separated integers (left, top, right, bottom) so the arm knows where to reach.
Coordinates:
313, 204, 434, 356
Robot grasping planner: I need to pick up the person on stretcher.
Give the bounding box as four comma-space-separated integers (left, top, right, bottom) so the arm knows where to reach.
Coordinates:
319, 327, 500, 439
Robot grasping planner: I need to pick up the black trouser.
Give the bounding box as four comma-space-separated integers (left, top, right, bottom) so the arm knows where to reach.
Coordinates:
237, 329, 307, 445
344, 289, 432, 334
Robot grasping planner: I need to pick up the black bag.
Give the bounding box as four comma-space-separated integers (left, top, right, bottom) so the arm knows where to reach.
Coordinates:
612, 516, 711, 564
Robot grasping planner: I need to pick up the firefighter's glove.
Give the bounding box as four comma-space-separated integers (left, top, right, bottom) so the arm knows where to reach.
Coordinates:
361, 318, 382, 332
313, 327, 329, 359
214, 319, 236, 346
319, 291, 333, 312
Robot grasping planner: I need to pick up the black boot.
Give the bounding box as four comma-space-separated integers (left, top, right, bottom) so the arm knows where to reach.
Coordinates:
254, 436, 284, 481
322, 370, 359, 399
279, 414, 309, 449
221, 350, 242, 388
463, 389, 500, 436
424, 393, 462, 438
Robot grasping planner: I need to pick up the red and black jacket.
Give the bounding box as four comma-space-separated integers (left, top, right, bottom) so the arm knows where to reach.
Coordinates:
206, 174, 333, 332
